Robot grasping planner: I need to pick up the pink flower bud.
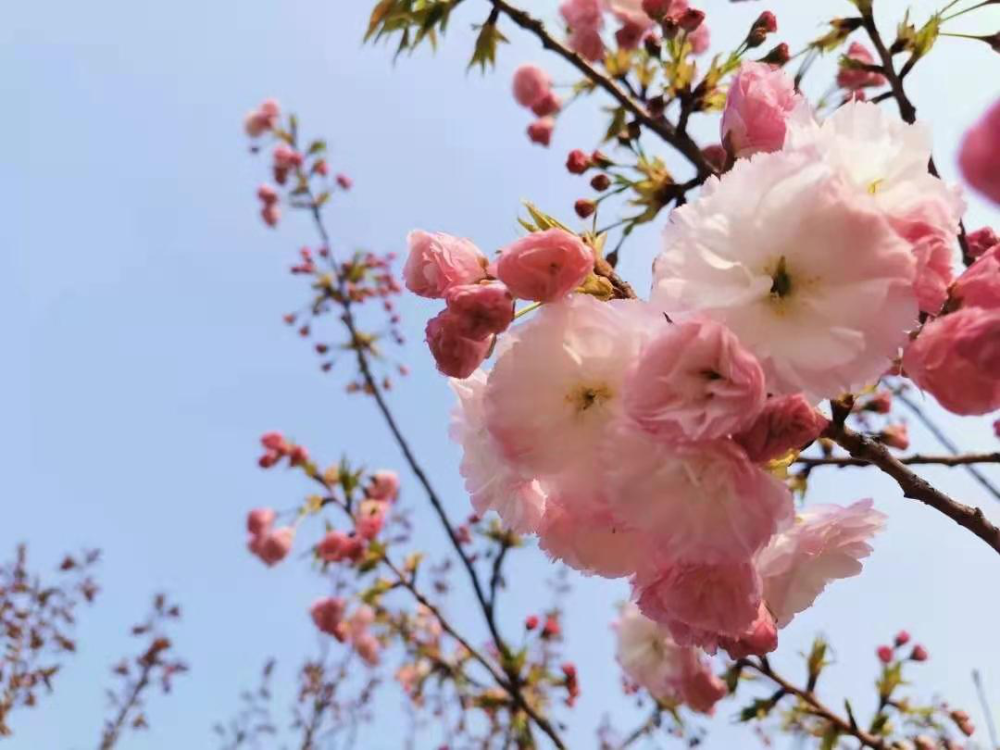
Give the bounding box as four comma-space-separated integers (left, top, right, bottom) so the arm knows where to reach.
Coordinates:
336, 174, 353, 190
317, 530, 364, 563
310, 597, 346, 636
734, 394, 829, 463
960, 98, 1000, 205
641, 0, 670, 19
910, 644, 929, 661
759, 42, 790, 66
720, 604, 778, 659
968, 226, 999, 259
560, 0, 605, 61
512, 64, 553, 109
954, 245, 1000, 310
721, 62, 805, 158
496, 228, 594, 302
542, 615, 561, 638
258, 451, 280, 468
591, 174, 611, 191
273, 143, 303, 171
527, 117, 555, 147
289, 444, 309, 467
249, 526, 294, 566
525, 615, 539, 630
566, 149, 592, 174
531, 91, 562, 117
837, 42, 886, 90
425, 310, 491, 379
355, 499, 387, 541
353, 632, 381, 665
260, 203, 280, 228
367, 470, 400, 503
880, 424, 910, 451
444, 282, 515, 340
574, 199, 596, 218
257, 184, 279, 205
403, 231, 487, 299
677, 8, 704, 33
247, 508, 276, 536
701, 144, 728, 172
261, 432, 289, 453
877, 645, 894, 663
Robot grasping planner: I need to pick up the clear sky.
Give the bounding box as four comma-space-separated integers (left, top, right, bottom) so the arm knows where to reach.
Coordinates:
5, 0, 1000, 748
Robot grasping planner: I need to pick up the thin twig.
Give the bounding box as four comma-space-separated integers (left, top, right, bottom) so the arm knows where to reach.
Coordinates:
739, 658, 887, 749
795, 452, 1000, 469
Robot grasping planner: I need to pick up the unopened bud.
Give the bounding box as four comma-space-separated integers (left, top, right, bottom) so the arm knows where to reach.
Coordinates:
759, 42, 790, 66
590, 174, 611, 191
747, 11, 777, 48
677, 8, 704, 33
566, 149, 591, 174
575, 199, 596, 218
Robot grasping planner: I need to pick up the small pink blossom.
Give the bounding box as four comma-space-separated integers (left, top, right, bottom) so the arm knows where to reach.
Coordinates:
911, 644, 929, 661
560, 0, 605, 61
310, 597, 347, 637
512, 64, 553, 109
877, 645, 894, 664
623, 318, 767, 443
891, 200, 957, 314
367, 470, 400, 502
903, 307, 1000, 415
353, 633, 381, 665
244, 98, 280, 137
355, 499, 387, 541
635, 560, 763, 647
246, 508, 276, 536
688, 22, 710, 56
953, 244, 1000, 310
531, 91, 562, 117
445, 282, 515, 340
968, 227, 999, 260
272, 143, 302, 171
249, 526, 295, 566
256, 184, 278, 205
336, 174, 353, 190
837, 43, 886, 90
425, 310, 491, 379
527, 117, 555, 147
496, 229, 594, 302
734, 394, 829, 463
317, 530, 364, 563
260, 203, 280, 228
403, 230, 487, 299
757, 499, 886, 627
960, 98, 1000, 204
721, 62, 806, 158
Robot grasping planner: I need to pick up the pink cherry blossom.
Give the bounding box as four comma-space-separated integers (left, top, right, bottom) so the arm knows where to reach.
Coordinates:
836, 43, 886, 90
310, 597, 347, 637
605, 429, 793, 564
495, 229, 594, 302
880, 424, 909, 450
756, 499, 886, 627
531, 91, 562, 118
355, 499, 387, 540
968, 227, 998, 260
449, 370, 548, 534
734, 394, 830, 464
260, 203, 280, 228
606, 0, 652, 29
244, 98, 280, 137
484, 296, 662, 483
623, 318, 767, 443
246, 508, 276, 536
688, 22, 710, 56
367, 470, 400, 502
890, 199, 957, 314
614, 603, 725, 715
512, 64, 553, 109
353, 633, 381, 665
445, 282, 515, 340
953, 244, 1000, 311
635, 559, 763, 647
560, 0, 605, 62
425, 310, 491, 379
527, 117, 555, 146
903, 307, 1000, 415
652, 149, 918, 401
249, 526, 295, 566
959, 98, 1000, 204
721, 62, 808, 158
403, 230, 487, 299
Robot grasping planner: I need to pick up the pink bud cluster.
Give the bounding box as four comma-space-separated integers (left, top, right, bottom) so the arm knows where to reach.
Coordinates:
876, 631, 930, 666
243, 98, 280, 138
246, 508, 295, 567
405, 228, 595, 378
310, 599, 381, 665
512, 64, 562, 148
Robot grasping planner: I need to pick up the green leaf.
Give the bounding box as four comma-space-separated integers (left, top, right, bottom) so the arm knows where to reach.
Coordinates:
307, 139, 327, 156
468, 22, 508, 73
820, 724, 840, 750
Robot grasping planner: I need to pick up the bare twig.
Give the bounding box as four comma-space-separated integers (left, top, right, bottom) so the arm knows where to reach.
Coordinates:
795, 452, 1000, 469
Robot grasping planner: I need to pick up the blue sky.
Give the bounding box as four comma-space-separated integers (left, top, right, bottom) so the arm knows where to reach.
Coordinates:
4, 0, 1000, 747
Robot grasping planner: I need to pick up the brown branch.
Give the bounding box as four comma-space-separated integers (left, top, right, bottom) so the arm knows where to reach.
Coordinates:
825, 420, 1000, 557
796, 452, 1000, 469
739, 658, 887, 749
303, 189, 567, 750
484, 0, 716, 181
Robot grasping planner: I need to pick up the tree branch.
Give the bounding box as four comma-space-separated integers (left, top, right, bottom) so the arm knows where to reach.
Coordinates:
796, 452, 1000, 469
484, 0, 716, 181
825, 420, 1000, 557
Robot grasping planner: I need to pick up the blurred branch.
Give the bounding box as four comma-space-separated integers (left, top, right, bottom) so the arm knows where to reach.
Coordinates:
795, 452, 1000, 469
